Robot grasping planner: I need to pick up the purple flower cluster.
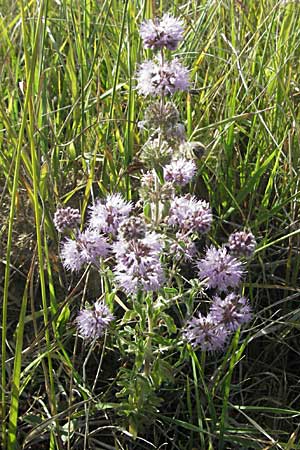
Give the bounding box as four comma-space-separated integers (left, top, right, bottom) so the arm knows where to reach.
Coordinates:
164, 158, 196, 186
197, 246, 244, 292
113, 232, 164, 294
76, 300, 114, 340
228, 231, 257, 257
140, 14, 184, 51
137, 58, 190, 96
54, 206, 80, 232
89, 194, 132, 236
61, 230, 110, 272
210, 293, 252, 331
183, 313, 228, 351
184, 293, 252, 351
168, 195, 212, 233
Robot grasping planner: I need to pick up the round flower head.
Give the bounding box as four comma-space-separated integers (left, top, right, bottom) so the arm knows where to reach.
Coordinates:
137, 58, 190, 96
164, 158, 196, 186
210, 293, 252, 331
168, 194, 212, 233
228, 231, 257, 257
183, 313, 228, 351
119, 216, 147, 241
61, 230, 110, 272
54, 206, 80, 232
113, 232, 164, 294
89, 193, 132, 236
140, 14, 184, 51
76, 300, 114, 340
197, 246, 244, 292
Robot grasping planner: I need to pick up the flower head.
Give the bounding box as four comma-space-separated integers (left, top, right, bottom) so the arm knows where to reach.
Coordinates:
210, 293, 252, 331
183, 313, 228, 351
76, 300, 114, 340
197, 246, 244, 291
119, 216, 147, 241
137, 58, 190, 96
89, 194, 132, 236
164, 158, 196, 186
113, 233, 164, 294
54, 206, 80, 232
140, 14, 184, 51
61, 230, 110, 272
168, 194, 212, 233
228, 231, 257, 257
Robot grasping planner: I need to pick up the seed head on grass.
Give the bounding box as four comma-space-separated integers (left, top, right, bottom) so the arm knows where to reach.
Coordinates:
197, 246, 244, 292
76, 300, 114, 340
140, 14, 184, 51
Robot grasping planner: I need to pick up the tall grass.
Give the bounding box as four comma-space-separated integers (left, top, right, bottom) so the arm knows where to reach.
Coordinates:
1, 0, 300, 448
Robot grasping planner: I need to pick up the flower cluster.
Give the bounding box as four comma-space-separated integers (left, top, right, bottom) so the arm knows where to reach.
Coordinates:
184, 313, 228, 351
113, 232, 164, 294
197, 246, 244, 292
76, 300, 114, 340
184, 293, 252, 351
54, 206, 80, 232
54, 13, 257, 355
168, 195, 212, 233
137, 58, 190, 97
228, 231, 257, 257
61, 230, 110, 272
89, 193, 132, 236
210, 293, 252, 331
164, 158, 196, 186
140, 14, 184, 51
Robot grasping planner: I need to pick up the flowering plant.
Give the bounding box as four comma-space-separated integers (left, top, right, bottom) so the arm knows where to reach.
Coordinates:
54, 12, 257, 436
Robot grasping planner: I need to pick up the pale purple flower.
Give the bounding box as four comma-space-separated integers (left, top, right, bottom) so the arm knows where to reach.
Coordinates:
164, 158, 196, 186
210, 293, 252, 331
228, 231, 257, 257
183, 313, 228, 351
54, 206, 80, 232
113, 233, 164, 294
61, 230, 110, 272
89, 194, 132, 236
76, 300, 114, 340
197, 246, 244, 291
140, 14, 184, 51
137, 58, 190, 96
169, 231, 197, 261
168, 194, 212, 233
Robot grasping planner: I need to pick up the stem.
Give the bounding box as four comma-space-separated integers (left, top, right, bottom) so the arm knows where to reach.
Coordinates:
144, 297, 153, 377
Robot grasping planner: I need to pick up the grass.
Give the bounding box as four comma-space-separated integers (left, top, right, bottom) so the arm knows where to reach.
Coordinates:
1, 0, 300, 448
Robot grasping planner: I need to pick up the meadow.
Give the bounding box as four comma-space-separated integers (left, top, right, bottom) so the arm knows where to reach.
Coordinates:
1, 0, 300, 449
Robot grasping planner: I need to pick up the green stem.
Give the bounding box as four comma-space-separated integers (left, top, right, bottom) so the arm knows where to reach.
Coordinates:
144, 297, 153, 377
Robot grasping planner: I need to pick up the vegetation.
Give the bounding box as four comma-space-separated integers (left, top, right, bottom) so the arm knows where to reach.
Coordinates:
1, 0, 300, 449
